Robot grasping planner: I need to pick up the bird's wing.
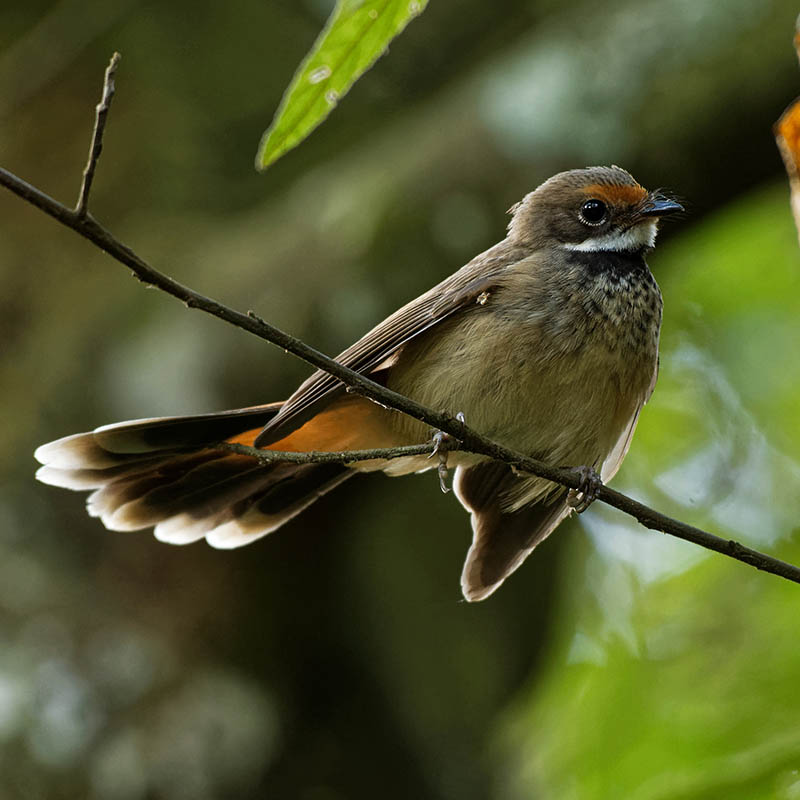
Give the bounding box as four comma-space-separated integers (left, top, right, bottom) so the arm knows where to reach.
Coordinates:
256, 242, 526, 445
601, 349, 659, 482
600, 407, 641, 483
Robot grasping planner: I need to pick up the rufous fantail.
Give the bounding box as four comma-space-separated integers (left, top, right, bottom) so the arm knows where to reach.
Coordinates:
35, 166, 683, 601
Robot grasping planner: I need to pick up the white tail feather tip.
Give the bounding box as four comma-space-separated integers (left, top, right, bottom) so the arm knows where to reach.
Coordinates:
154, 515, 212, 545
34, 434, 90, 469
205, 520, 275, 550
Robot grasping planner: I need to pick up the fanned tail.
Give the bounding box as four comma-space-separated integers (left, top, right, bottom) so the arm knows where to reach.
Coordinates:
35, 402, 353, 548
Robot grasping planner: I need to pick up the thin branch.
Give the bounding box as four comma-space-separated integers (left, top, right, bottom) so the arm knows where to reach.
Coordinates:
76, 52, 120, 217
220, 441, 438, 465
223, 443, 800, 585
3, 56, 800, 589
0, 162, 589, 494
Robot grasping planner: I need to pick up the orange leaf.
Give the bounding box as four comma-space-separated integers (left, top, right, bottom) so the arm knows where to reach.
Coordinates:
775, 16, 800, 242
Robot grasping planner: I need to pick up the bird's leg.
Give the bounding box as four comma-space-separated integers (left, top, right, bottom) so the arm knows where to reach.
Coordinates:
428, 412, 466, 494
566, 465, 603, 513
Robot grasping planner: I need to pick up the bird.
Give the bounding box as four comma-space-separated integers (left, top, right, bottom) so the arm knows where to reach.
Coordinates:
34, 165, 683, 602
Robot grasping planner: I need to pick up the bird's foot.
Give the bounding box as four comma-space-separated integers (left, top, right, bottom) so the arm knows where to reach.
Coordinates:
429, 412, 466, 494
566, 465, 603, 513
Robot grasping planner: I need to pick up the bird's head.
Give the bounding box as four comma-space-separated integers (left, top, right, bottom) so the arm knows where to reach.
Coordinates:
508, 165, 683, 253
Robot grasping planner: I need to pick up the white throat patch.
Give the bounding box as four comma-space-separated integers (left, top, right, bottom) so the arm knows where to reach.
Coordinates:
563, 220, 658, 253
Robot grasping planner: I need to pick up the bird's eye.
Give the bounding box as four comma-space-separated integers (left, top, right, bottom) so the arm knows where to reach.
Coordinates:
579, 199, 608, 226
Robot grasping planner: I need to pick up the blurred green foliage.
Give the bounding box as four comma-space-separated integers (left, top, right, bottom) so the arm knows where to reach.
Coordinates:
1, 1, 800, 798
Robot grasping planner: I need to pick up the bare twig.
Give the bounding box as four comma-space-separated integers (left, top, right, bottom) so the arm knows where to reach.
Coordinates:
76, 52, 120, 218
220, 441, 437, 465
3, 55, 800, 588
223, 441, 800, 585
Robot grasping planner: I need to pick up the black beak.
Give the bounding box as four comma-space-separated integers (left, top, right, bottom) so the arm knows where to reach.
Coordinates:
638, 195, 684, 218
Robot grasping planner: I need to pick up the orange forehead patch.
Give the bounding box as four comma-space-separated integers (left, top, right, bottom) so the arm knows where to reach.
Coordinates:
582, 183, 648, 206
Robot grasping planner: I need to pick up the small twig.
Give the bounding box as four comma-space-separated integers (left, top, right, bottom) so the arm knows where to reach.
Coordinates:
3, 55, 800, 589
75, 52, 120, 217
222, 442, 800, 585
220, 441, 437, 465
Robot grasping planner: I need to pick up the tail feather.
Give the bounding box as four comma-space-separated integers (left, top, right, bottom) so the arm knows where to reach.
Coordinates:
87, 451, 249, 530
34, 403, 283, 469
35, 402, 352, 546
455, 460, 571, 601
92, 403, 283, 452
36, 456, 168, 489
203, 462, 353, 549
34, 431, 147, 471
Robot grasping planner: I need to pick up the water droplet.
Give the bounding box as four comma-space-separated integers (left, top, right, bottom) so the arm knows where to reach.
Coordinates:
308, 65, 331, 84
368, 8, 378, 19
408, 0, 421, 13
325, 89, 339, 106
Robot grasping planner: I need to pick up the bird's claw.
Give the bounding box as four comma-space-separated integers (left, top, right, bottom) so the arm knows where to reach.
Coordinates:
429, 412, 466, 494
437, 460, 451, 494
567, 465, 602, 513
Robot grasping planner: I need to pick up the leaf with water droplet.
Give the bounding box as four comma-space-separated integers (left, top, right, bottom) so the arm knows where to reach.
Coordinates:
255, 0, 428, 171
308, 65, 332, 84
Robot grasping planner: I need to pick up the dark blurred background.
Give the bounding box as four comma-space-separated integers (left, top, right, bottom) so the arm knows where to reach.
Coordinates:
2, 1, 800, 798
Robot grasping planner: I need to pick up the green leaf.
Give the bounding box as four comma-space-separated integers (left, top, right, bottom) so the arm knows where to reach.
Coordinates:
255, 0, 428, 171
